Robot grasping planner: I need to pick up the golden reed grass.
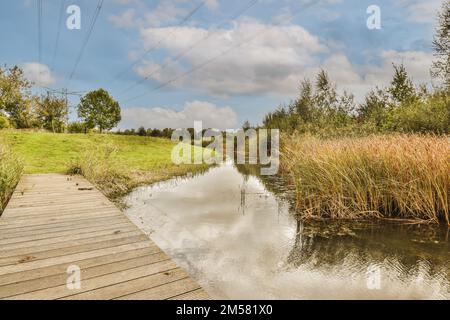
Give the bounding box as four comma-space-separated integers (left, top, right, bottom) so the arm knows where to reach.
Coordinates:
281, 134, 450, 224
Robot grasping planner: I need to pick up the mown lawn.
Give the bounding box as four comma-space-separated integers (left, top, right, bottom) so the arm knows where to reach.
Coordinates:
0, 130, 183, 174
0, 130, 209, 202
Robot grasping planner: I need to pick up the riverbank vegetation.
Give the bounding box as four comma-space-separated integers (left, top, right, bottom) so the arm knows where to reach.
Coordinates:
281, 134, 449, 224
0, 139, 23, 215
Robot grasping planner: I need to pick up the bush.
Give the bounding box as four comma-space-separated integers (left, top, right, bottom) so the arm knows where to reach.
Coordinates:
0, 140, 23, 214
0, 114, 10, 129
388, 91, 450, 134
67, 122, 86, 134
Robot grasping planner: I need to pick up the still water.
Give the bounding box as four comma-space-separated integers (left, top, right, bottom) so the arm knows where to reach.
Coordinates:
124, 163, 450, 299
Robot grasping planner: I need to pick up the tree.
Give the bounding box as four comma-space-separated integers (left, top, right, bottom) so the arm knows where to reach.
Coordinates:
388, 64, 416, 105
294, 79, 313, 123
242, 120, 251, 130
77, 89, 121, 133
0, 66, 35, 128
137, 126, 147, 136
36, 94, 68, 133
432, 0, 450, 89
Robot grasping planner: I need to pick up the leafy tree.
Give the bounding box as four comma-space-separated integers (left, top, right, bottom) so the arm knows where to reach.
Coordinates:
294, 79, 313, 123
36, 94, 68, 133
358, 88, 390, 128
77, 89, 121, 133
0, 66, 35, 128
432, 0, 450, 89
137, 126, 147, 136
388, 64, 417, 105
242, 120, 251, 130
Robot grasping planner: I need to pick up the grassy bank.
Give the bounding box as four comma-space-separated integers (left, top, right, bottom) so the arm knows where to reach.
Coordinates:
281, 134, 450, 224
0, 139, 23, 215
0, 130, 209, 203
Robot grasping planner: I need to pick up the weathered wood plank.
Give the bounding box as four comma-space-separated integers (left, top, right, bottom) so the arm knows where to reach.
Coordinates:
0, 174, 209, 300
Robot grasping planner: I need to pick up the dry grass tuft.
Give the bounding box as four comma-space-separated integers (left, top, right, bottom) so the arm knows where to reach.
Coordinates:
0, 140, 23, 215
282, 134, 450, 224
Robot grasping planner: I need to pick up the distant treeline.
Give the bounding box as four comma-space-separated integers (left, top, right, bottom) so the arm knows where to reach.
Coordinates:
116, 127, 175, 138
263, 65, 449, 137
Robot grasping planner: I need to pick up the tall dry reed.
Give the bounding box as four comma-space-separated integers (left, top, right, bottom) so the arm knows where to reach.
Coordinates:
281, 134, 450, 224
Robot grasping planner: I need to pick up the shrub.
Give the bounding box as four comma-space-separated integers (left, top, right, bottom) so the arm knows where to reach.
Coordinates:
67, 121, 86, 134
0, 114, 10, 129
66, 139, 131, 200
0, 140, 23, 215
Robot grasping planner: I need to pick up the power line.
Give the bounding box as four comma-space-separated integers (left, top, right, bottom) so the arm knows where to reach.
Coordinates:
111, 0, 207, 83
124, 0, 321, 103
51, 0, 66, 71
119, 0, 260, 97
37, 0, 42, 81
68, 0, 104, 81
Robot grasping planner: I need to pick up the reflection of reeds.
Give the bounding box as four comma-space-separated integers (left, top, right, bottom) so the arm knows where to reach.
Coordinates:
0, 141, 23, 215
282, 134, 450, 224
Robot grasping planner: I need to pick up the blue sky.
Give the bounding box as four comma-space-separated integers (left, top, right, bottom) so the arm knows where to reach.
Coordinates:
0, 0, 443, 129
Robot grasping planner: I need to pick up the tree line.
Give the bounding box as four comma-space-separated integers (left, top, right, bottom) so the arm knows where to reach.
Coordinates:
116, 127, 175, 138
0, 67, 121, 134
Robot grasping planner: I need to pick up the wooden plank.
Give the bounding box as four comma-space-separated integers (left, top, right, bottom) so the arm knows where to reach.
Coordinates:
0, 174, 209, 300
6, 260, 179, 300
169, 289, 211, 300
0, 252, 169, 299
0, 233, 148, 266
0, 224, 136, 247
61, 268, 187, 300
117, 278, 201, 300
0, 247, 158, 286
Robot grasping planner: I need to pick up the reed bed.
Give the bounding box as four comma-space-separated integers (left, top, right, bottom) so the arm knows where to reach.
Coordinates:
0, 140, 23, 215
281, 134, 450, 224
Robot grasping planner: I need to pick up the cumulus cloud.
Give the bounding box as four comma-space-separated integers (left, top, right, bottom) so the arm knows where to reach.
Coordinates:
109, 9, 138, 28
364, 50, 434, 85
21, 62, 55, 86
395, 0, 443, 24
121, 100, 238, 129
315, 50, 435, 102
135, 19, 326, 96
110, 0, 218, 29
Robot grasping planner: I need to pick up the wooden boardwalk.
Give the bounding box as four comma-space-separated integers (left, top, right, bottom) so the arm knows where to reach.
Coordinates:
0, 174, 209, 300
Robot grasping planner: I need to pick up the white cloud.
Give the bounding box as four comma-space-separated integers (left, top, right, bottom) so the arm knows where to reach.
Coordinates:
289, 50, 435, 102
121, 100, 238, 129
364, 50, 434, 85
395, 0, 443, 24
135, 19, 326, 96
21, 62, 55, 87
109, 9, 138, 28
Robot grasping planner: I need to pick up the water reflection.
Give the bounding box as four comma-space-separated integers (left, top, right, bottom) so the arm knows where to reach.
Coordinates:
124, 163, 450, 299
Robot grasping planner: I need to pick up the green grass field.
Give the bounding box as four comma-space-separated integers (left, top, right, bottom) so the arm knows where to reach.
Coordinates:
0, 130, 186, 173
0, 130, 209, 203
